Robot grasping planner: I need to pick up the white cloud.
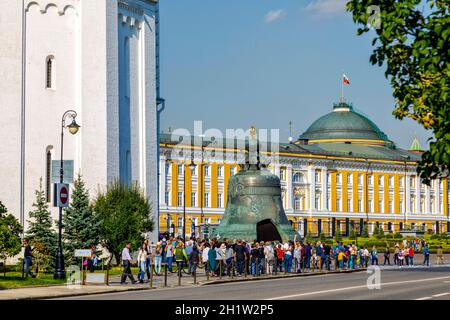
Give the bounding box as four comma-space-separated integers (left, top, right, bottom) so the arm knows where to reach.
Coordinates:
264, 9, 286, 23
305, 0, 348, 16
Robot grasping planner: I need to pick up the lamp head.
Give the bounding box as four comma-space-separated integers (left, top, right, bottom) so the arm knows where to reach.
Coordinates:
67, 119, 80, 135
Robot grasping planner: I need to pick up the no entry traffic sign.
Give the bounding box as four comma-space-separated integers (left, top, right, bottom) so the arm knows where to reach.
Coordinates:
54, 183, 70, 208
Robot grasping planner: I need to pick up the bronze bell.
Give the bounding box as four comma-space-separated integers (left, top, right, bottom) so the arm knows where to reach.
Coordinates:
213, 129, 297, 242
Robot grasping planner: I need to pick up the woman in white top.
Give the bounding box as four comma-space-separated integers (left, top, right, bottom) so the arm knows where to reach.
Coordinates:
137, 243, 148, 283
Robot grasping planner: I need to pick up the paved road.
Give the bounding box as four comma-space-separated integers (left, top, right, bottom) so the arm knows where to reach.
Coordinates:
56, 266, 450, 300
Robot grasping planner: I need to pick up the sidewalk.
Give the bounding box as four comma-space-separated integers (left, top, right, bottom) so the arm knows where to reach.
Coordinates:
2, 258, 449, 300
0, 267, 365, 300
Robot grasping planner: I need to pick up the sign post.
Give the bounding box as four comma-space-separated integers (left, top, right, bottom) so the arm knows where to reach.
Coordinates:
54, 183, 70, 208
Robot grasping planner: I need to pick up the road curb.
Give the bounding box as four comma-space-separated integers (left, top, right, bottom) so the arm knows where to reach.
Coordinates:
4, 286, 153, 301
199, 268, 367, 286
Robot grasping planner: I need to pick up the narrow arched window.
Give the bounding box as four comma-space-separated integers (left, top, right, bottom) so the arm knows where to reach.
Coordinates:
46, 56, 54, 89
46, 149, 52, 202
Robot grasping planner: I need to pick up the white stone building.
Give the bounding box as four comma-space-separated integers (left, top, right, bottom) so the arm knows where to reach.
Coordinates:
0, 0, 162, 241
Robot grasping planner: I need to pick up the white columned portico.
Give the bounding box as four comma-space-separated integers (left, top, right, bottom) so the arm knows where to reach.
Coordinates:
308, 165, 316, 211
321, 168, 327, 211
286, 165, 293, 210
405, 174, 411, 214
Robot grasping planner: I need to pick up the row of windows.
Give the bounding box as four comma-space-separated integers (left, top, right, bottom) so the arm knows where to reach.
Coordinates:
166, 191, 224, 208
166, 163, 237, 178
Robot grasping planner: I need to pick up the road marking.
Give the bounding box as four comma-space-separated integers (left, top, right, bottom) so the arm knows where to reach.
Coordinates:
432, 292, 450, 297
266, 276, 450, 300
415, 297, 432, 300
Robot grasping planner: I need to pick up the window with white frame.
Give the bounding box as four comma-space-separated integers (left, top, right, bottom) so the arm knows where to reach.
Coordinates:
379, 199, 384, 213
368, 175, 373, 186
315, 172, 320, 183
358, 174, 363, 186
399, 199, 404, 213
327, 173, 331, 185
399, 176, 404, 187
378, 175, 384, 187
315, 194, 320, 210
410, 196, 415, 212
294, 196, 302, 210
389, 176, 394, 188
388, 200, 393, 213
177, 217, 183, 236
231, 166, 236, 175
218, 165, 223, 177
337, 173, 342, 184
327, 194, 331, 210
347, 198, 352, 212
165, 162, 171, 176
178, 164, 184, 175
347, 173, 352, 185
337, 198, 342, 211
165, 191, 170, 205
217, 193, 223, 208
191, 192, 196, 207
280, 168, 285, 181
177, 192, 183, 206
204, 192, 210, 207
368, 199, 373, 212
293, 172, 305, 183
204, 165, 210, 177
358, 199, 362, 212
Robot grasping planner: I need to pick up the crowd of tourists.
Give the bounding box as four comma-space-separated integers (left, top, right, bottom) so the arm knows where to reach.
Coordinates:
119, 236, 447, 284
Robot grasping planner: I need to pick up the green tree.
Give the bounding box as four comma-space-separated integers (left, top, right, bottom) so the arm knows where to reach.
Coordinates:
62, 174, 100, 266
94, 179, 153, 265
349, 226, 357, 240
26, 179, 57, 273
0, 201, 23, 267
347, 0, 450, 185
362, 223, 369, 238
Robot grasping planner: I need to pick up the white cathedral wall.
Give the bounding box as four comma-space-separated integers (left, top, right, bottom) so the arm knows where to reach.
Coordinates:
23, 1, 80, 228
0, 0, 23, 219
0, 0, 159, 242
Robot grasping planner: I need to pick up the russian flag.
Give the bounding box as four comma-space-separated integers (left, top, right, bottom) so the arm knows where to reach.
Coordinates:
343, 74, 350, 85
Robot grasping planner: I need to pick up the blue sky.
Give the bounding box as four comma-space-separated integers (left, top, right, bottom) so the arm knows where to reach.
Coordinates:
159, 0, 431, 149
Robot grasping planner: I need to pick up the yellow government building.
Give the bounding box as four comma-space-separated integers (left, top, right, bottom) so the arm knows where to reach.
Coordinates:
158, 102, 450, 238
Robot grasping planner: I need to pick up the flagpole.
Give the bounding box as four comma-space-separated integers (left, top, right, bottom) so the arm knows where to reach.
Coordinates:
341, 73, 344, 103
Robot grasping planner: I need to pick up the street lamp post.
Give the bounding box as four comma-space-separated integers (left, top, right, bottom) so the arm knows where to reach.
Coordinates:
183, 159, 196, 243
54, 110, 80, 280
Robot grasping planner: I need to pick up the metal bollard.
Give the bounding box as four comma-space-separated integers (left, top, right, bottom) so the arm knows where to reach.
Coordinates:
193, 265, 197, 285
219, 260, 222, 279
245, 259, 248, 278
178, 263, 181, 286
206, 260, 210, 281
164, 262, 168, 287
150, 262, 153, 288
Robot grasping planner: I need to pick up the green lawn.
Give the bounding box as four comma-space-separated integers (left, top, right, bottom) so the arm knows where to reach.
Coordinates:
0, 272, 66, 290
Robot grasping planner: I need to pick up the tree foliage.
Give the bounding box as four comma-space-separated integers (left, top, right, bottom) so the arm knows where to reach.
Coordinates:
0, 201, 23, 262
94, 179, 153, 265
62, 174, 100, 266
347, 0, 450, 184
26, 179, 58, 273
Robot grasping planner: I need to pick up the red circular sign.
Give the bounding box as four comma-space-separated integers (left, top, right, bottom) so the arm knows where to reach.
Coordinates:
60, 186, 68, 204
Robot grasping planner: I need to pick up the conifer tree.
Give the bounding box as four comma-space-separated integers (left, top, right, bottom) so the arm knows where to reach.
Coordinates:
26, 178, 57, 273
62, 174, 100, 265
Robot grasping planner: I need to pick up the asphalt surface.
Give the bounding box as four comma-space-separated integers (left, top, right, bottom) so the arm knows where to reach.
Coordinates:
54, 266, 450, 300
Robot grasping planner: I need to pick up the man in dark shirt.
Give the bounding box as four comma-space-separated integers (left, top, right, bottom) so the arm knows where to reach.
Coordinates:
23, 239, 36, 278
250, 244, 260, 276
323, 244, 331, 271
234, 241, 246, 275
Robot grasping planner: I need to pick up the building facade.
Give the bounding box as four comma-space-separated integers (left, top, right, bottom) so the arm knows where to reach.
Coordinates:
0, 0, 161, 241
159, 102, 450, 238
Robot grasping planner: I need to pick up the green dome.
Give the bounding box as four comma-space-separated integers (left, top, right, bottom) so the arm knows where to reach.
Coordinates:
299, 102, 390, 143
